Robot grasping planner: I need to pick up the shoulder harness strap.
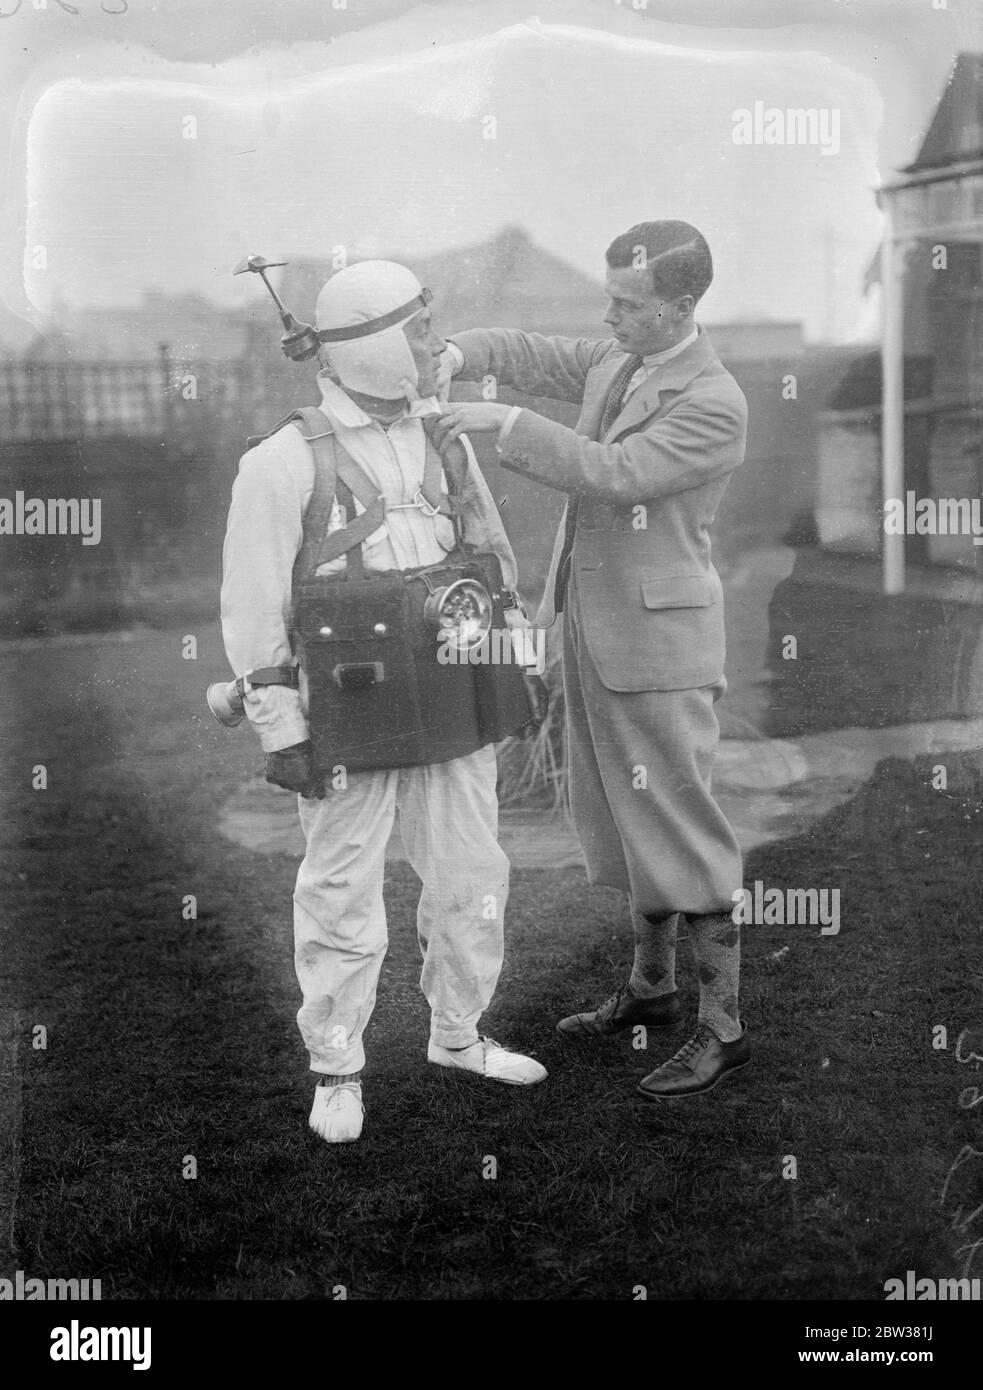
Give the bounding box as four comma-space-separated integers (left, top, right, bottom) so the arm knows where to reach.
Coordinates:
283, 407, 387, 585
250, 408, 468, 587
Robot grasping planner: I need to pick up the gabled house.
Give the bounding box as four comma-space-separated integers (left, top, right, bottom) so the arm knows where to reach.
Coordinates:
876, 51, 983, 589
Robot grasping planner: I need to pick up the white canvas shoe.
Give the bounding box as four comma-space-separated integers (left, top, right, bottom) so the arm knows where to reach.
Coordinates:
308, 1081, 364, 1143
427, 1036, 547, 1085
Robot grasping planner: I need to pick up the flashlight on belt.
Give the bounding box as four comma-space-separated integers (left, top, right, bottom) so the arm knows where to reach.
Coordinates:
206, 665, 300, 728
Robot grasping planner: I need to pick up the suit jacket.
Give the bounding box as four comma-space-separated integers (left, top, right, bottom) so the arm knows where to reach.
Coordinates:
451, 327, 747, 692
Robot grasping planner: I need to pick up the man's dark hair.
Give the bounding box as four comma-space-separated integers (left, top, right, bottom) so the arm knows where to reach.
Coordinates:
605, 220, 713, 303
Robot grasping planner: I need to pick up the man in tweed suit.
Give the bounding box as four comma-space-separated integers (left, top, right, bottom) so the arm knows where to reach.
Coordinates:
432, 221, 750, 1098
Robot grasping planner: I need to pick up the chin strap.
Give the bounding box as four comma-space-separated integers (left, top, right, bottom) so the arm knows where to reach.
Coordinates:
315, 287, 433, 342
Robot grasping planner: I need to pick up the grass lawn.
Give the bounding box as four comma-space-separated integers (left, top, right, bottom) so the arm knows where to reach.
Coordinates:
1, 621, 980, 1300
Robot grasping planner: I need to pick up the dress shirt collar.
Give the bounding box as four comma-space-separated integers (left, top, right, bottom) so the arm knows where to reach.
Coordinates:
640, 324, 700, 373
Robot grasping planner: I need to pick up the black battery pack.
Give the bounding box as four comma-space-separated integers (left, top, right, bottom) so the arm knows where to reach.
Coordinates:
293, 551, 539, 773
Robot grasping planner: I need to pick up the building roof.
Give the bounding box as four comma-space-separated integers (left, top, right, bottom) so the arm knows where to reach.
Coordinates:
22, 291, 259, 363
867, 53, 983, 288
903, 52, 983, 173
702, 320, 804, 359
18, 227, 605, 361
277, 225, 606, 339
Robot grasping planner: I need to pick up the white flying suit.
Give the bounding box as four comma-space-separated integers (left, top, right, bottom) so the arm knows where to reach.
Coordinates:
221, 372, 523, 1075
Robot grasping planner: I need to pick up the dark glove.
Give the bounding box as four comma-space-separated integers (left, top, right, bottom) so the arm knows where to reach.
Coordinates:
264, 740, 325, 799
520, 673, 550, 739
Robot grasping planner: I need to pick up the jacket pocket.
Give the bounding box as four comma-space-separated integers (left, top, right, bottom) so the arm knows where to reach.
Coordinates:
640, 575, 713, 610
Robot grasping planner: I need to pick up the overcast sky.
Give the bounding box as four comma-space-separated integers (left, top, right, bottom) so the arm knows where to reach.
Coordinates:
1, 0, 981, 346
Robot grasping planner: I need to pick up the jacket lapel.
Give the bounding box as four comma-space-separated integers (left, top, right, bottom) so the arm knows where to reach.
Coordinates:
602, 330, 716, 442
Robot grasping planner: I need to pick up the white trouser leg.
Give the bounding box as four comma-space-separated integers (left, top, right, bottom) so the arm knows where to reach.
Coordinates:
293, 769, 398, 1075
396, 745, 510, 1050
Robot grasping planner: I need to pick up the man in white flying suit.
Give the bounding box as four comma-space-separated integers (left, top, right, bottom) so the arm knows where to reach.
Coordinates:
221, 261, 547, 1145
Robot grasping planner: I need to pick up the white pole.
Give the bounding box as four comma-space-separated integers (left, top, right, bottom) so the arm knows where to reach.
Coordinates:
880, 204, 905, 595
822, 223, 835, 341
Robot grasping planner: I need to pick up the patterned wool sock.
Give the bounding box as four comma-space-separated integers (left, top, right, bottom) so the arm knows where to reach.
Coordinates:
686, 913, 742, 1043
628, 910, 680, 999
318, 1070, 362, 1087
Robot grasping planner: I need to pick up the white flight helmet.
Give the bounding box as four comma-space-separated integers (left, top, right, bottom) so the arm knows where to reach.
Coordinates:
315, 260, 433, 402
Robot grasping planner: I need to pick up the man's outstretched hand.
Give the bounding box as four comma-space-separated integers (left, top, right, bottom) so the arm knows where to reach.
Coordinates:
435, 347, 459, 403
429, 402, 513, 449
265, 741, 326, 799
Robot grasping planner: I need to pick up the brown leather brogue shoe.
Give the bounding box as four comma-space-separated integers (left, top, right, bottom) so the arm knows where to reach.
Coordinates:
557, 985, 683, 1037
636, 1022, 750, 1098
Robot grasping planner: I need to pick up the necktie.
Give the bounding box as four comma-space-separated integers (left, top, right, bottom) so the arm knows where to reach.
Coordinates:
554, 354, 645, 613
600, 353, 644, 436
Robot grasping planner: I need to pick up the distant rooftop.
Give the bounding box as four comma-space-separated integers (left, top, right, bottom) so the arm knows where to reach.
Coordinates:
904, 52, 983, 173
279, 225, 606, 337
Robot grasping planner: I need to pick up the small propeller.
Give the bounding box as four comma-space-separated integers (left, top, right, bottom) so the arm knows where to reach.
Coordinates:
233, 253, 320, 362
233, 254, 287, 276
